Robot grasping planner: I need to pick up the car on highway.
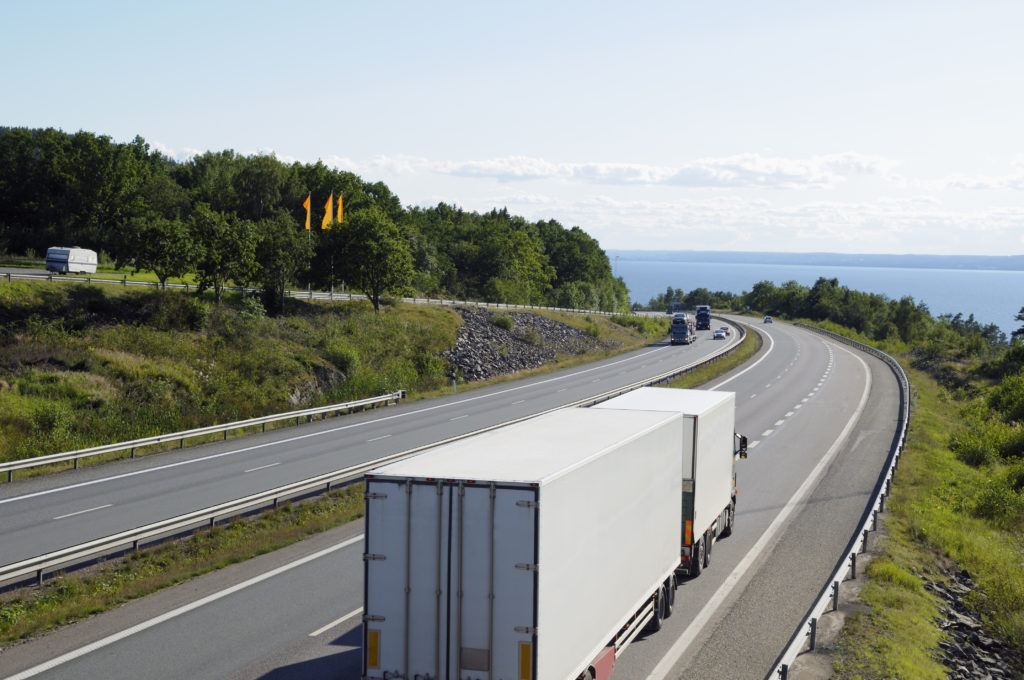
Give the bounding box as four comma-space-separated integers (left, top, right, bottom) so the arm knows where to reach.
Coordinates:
719, 326, 731, 336
713, 328, 726, 339
763, 315, 773, 323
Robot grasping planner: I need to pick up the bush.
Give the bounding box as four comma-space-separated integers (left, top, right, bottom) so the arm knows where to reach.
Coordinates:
491, 314, 513, 331
521, 328, 543, 347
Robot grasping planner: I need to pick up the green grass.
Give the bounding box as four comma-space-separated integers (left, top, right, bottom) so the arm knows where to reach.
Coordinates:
830, 362, 1024, 678
0, 486, 364, 645
668, 323, 760, 389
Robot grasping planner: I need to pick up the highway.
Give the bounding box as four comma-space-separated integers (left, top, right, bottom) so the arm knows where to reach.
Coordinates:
0, 320, 738, 568
0, 319, 904, 680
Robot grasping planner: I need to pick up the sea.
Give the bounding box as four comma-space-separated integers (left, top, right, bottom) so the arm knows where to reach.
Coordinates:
608, 251, 1024, 339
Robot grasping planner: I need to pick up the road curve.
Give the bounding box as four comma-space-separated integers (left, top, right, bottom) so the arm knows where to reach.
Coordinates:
0, 319, 903, 680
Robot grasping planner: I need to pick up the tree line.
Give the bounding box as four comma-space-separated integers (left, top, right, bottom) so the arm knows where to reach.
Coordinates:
0, 127, 628, 313
647, 278, 1022, 350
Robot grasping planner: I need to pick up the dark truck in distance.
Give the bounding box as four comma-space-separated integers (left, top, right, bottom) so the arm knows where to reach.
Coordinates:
695, 305, 712, 330
670, 313, 694, 345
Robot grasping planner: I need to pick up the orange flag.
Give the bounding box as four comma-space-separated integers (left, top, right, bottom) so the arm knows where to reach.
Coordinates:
336, 193, 343, 223
302, 194, 311, 230
322, 193, 333, 229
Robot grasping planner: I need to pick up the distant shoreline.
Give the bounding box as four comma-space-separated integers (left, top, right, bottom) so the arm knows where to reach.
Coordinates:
607, 250, 1024, 272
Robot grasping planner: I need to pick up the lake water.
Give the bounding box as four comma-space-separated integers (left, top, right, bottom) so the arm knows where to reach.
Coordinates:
610, 255, 1024, 338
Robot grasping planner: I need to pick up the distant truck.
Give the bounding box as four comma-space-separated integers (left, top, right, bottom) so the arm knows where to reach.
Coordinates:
362, 390, 746, 680
695, 304, 712, 330
593, 388, 746, 577
670, 313, 694, 345
45, 247, 97, 274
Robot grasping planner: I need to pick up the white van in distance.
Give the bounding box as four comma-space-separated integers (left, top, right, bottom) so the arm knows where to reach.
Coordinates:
45, 247, 98, 274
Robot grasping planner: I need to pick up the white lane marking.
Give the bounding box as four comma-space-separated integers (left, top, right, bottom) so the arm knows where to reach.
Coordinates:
448, 415, 469, 421
785, 411, 795, 417
310, 607, 363, 637
794, 405, 802, 410
802, 398, 809, 403
749, 394, 757, 399
646, 339, 872, 680
761, 429, 774, 437
53, 504, 112, 521
708, 325, 775, 391
748, 440, 760, 449
557, 387, 567, 392
774, 419, 785, 427
367, 434, 391, 442
512, 400, 526, 405
244, 462, 280, 473
0, 344, 673, 507
4, 535, 365, 680
591, 379, 600, 383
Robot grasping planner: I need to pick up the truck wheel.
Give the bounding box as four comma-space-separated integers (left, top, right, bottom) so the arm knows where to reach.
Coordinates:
689, 539, 704, 578
703, 530, 713, 569
648, 586, 667, 633
666, 575, 676, 617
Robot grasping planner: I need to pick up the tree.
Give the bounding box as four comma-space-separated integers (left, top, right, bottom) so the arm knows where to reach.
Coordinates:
125, 216, 195, 289
254, 209, 312, 314
191, 204, 257, 303
337, 206, 413, 311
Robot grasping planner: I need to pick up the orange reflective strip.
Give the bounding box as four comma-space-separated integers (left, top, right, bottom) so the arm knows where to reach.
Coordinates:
367, 629, 380, 668
519, 641, 533, 680
685, 519, 693, 545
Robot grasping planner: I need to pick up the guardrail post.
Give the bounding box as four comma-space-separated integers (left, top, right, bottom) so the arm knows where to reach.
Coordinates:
872, 509, 878, 531
862, 529, 869, 551
37, 569, 44, 586
131, 447, 135, 459
74, 457, 79, 470
850, 552, 857, 579
8, 470, 12, 483
807, 618, 817, 651
778, 664, 788, 679
832, 580, 840, 611
223, 430, 228, 441
180, 438, 184, 449
879, 493, 885, 513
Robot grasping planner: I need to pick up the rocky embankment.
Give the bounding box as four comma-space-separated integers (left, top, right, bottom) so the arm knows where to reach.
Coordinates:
441, 307, 613, 382
927, 569, 1023, 680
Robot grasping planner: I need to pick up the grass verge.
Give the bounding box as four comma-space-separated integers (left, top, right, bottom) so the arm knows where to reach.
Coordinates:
830, 362, 1024, 678
668, 323, 761, 389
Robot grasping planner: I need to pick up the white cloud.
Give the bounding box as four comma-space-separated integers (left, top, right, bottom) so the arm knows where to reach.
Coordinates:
323, 152, 903, 189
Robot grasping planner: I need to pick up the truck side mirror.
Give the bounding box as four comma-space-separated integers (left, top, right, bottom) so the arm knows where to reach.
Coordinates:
736, 434, 748, 459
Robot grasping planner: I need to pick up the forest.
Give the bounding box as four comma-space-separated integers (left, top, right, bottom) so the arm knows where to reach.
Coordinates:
0, 127, 628, 313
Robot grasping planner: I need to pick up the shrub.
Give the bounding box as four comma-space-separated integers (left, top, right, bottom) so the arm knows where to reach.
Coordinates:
521, 328, 543, 347
491, 314, 513, 331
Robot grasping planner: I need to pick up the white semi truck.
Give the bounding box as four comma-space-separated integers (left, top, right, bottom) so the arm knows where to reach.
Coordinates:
362, 390, 746, 680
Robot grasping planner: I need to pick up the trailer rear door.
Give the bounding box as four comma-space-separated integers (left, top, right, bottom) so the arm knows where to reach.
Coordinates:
363, 479, 538, 680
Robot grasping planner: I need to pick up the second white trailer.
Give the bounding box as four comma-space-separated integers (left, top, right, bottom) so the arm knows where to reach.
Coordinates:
592, 387, 744, 576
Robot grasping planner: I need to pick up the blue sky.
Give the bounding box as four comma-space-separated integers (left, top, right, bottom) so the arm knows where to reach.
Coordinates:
5, 1, 1024, 255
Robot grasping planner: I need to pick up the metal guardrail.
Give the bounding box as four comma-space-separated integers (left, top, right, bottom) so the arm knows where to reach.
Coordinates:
1, 391, 407, 482
1, 271, 620, 316
767, 323, 910, 680
0, 321, 748, 588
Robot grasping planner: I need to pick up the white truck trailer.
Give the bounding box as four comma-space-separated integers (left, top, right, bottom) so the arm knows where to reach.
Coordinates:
44, 246, 97, 274
593, 387, 746, 577
362, 407, 685, 680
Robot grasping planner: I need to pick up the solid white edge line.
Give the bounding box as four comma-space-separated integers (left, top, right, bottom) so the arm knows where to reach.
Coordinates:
309, 607, 364, 637
646, 342, 871, 680
2, 535, 365, 680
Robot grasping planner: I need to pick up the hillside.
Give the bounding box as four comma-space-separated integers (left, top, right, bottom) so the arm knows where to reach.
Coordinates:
0, 280, 663, 464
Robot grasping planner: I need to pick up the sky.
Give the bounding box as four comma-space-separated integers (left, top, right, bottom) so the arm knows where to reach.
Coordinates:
4, 0, 1024, 256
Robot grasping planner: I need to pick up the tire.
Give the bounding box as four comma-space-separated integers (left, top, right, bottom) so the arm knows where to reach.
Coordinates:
648, 586, 667, 633
689, 539, 704, 578
704, 529, 713, 569
666, 575, 676, 617
720, 502, 735, 538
